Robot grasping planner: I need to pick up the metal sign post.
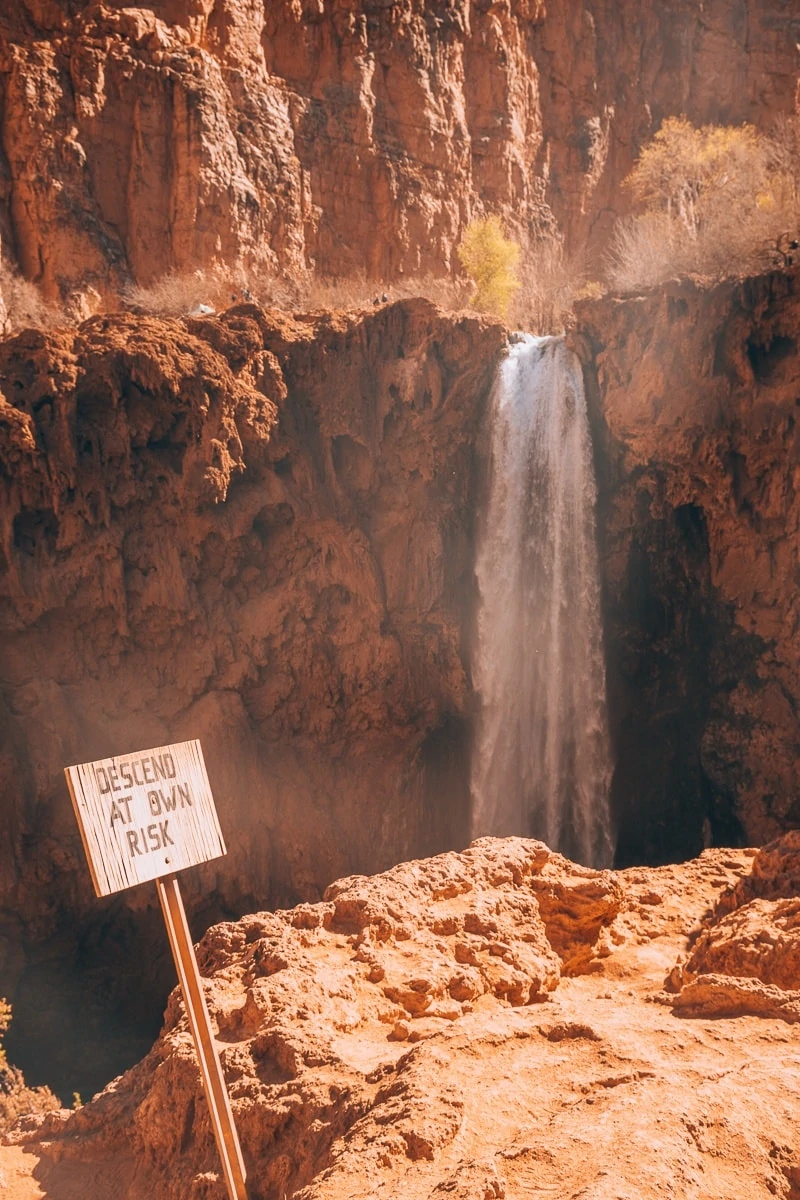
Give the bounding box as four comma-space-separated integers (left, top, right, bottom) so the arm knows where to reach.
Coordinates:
65, 739, 248, 1200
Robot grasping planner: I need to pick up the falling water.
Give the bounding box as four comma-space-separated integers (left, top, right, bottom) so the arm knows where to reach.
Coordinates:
470, 334, 615, 868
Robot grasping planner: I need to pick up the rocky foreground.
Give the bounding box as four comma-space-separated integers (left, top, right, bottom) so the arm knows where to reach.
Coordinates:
2, 834, 800, 1199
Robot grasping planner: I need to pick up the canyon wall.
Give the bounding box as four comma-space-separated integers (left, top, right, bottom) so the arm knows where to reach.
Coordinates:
2, 264, 800, 1100
1, 1, 798, 306
0, 297, 504, 1097
3, 266, 800, 1098
574, 271, 800, 867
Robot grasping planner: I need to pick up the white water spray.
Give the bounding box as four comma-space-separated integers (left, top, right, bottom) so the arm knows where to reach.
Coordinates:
470, 335, 615, 867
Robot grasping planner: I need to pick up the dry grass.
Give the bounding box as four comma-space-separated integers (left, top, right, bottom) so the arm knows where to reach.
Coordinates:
123, 262, 467, 317
511, 233, 591, 334
301, 271, 466, 312
605, 213, 686, 291
100, 251, 593, 334
606, 203, 800, 292
121, 262, 254, 316
0, 262, 63, 335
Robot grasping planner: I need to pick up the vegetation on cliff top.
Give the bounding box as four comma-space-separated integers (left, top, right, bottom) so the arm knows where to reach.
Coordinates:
607, 116, 800, 291
457, 215, 521, 319
2, 118, 799, 336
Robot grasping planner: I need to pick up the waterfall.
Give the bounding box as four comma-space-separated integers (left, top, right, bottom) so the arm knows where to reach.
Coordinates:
470, 334, 615, 868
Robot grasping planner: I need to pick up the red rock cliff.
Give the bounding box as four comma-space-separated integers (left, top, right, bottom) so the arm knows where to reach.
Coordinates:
1, 1, 797, 303
574, 270, 800, 865
0, 298, 503, 1096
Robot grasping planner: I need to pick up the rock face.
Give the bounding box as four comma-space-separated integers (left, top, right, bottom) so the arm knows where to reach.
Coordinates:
1, 2, 798, 303
672, 832, 800, 1023
5, 836, 800, 1200
5, 265, 800, 1103
574, 271, 800, 866
0, 298, 504, 1098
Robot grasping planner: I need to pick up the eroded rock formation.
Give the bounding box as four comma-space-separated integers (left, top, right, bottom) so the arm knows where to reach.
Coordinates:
0, 297, 504, 1098
672, 831, 800, 1022
1, 1, 798, 304
574, 270, 800, 866
4, 835, 800, 1200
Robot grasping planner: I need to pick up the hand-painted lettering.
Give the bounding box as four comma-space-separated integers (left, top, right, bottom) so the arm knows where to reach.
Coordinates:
123, 820, 176, 855
150, 784, 192, 813
110, 796, 134, 826
114, 755, 180, 794
67, 740, 224, 894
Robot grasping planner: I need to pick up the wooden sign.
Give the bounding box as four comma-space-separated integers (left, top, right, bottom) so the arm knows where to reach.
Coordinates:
65, 739, 226, 897
65, 740, 248, 1200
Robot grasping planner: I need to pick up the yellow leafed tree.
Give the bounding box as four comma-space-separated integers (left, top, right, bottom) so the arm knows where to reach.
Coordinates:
458, 216, 521, 319
607, 116, 800, 290
623, 117, 768, 238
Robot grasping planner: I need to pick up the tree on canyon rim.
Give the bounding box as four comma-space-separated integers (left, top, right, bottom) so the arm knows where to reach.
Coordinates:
607, 116, 800, 290
458, 216, 521, 319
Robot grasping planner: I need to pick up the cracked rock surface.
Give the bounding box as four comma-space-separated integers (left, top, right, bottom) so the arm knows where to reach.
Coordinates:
3, 835, 800, 1199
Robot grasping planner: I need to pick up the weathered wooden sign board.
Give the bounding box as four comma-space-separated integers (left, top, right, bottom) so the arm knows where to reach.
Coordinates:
65, 740, 248, 1200
65, 740, 226, 897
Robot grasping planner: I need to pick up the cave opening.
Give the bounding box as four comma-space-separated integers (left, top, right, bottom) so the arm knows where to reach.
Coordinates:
3, 889, 250, 1106
603, 497, 749, 867
746, 333, 797, 386
3, 489, 759, 1109
4, 910, 171, 1105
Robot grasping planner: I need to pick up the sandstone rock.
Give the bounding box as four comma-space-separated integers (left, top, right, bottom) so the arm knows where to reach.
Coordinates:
673, 973, 800, 1023
0, 298, 504, 1099
2, 839, 617, 1194
670, 833, 800, 1023
1, 3, 797, 300
2, 840, 799, 1200
576, 273, 800, 863
685, 898, 800, 991
733, 830, 800, 905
